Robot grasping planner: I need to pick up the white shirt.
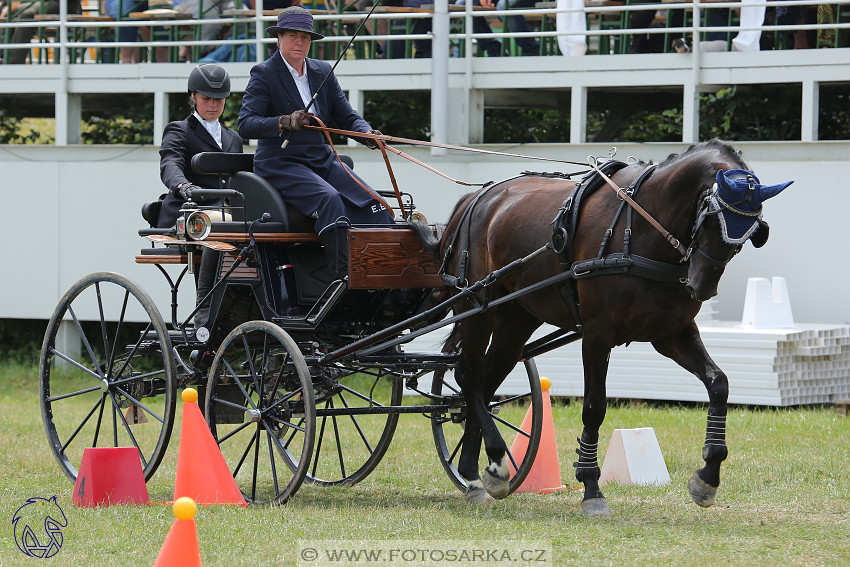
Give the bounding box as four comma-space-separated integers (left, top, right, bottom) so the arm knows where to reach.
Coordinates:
280, 52, 319, 117
193, 111, 222, 149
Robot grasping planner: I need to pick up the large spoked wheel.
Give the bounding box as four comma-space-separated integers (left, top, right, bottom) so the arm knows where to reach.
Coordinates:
431, 344, 543, 495
205, 321, 315, 505
39, 272, 177, 483
305, 362, 402, 486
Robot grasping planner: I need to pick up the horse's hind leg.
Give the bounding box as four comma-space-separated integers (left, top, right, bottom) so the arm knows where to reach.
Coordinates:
456, 307, 539, 500
576, 336, 613, 516
652, 322, 728, 508
454, 314, 500, 502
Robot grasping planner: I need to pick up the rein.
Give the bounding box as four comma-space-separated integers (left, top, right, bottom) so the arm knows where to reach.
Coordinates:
309, 125, 691, 258
311, 116, 394, 213
587, 162, 688, 257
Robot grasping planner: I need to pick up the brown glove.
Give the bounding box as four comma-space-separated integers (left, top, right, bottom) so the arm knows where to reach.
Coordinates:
279, 110, 313, 132
363, 129, 383, 150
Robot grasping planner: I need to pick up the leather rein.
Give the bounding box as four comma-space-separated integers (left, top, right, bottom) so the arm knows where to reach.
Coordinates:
310, 124, 690, 260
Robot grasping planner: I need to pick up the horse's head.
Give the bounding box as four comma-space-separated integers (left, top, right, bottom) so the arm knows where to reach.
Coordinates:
685, 168, 792, 301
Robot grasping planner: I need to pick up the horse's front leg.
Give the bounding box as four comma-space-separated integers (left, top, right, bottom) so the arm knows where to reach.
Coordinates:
576, 337, 612, 516
653, 321, 728, 507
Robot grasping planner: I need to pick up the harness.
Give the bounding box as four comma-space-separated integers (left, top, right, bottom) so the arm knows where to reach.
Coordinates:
551, 162, 689, 332
438, 174, 532, 287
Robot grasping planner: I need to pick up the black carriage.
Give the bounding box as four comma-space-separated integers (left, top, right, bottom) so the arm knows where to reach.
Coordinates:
38, 153, 545, 505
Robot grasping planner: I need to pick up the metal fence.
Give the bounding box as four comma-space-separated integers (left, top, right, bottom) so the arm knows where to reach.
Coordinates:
3, 0, 850, 64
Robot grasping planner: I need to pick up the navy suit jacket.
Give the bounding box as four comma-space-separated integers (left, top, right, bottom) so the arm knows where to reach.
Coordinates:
158, 114, 243, 228
237, 52, 391, 233
238, 51, 371, 156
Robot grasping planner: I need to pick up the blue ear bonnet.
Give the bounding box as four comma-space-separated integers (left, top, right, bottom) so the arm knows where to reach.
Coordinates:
710, 169, 793, 245
715, 169, 793, 211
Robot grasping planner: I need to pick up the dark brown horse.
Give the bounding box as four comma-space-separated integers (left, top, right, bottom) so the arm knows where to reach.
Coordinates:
414, 139, 791, 515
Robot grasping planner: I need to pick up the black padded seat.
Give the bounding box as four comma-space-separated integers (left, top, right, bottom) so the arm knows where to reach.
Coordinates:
191, 152, 253, 175
189, 151, 353, 234
226, 171, 315, 233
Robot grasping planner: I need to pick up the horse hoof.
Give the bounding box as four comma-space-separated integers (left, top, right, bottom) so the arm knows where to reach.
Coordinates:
482, 462, 510, 499
581, 498, 612, 517
465, 481, 495, 504
688, 472, 717, 508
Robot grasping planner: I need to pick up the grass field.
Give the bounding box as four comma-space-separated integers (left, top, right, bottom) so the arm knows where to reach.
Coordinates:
1, 362, 848, 566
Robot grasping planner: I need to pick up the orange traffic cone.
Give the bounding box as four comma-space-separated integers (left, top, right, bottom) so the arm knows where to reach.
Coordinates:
154, 497, 201, 567
173, 388, 246, 506
508, 377, 567, 494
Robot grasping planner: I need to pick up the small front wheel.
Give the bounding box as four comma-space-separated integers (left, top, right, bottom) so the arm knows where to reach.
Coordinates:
206, 321, 315, 505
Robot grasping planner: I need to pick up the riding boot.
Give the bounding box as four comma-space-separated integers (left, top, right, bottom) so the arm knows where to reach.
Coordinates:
321, 227, 350, 282
195, 248, 219, 327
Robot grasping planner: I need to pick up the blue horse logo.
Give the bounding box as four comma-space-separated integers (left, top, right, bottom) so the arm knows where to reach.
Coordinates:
12, 495, 68, 558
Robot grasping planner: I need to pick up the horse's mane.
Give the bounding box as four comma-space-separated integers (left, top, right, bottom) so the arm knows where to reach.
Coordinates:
656, 138, 747, 171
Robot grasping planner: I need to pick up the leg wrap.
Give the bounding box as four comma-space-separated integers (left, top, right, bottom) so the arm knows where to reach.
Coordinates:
573, 437, 600, 480
702, 414, 728, 461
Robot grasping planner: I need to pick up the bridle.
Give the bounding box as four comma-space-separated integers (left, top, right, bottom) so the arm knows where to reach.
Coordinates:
684, 186, 741, 267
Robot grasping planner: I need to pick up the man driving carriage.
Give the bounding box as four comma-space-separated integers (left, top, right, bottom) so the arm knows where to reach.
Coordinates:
238, 6, 395, 282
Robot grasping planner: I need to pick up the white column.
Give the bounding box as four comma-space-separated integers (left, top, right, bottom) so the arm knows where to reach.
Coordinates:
55, 320, 81, 369
431, 0, 449, 155
801, 80, 818, 142
55, 93, 82, 145
348, 88, 364, 147
154, 91, 169, 146
570, 85, 587, 143
682, 83, 700, 144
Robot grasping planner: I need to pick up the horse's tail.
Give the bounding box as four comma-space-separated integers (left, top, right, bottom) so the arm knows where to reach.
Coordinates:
410, 217, 443, 259
443, 322, 462, 357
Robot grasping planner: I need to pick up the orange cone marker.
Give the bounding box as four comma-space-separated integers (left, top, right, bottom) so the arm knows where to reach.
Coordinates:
173, 388, 246, 506
154, 497, 202, 567
508, 377, 567, 494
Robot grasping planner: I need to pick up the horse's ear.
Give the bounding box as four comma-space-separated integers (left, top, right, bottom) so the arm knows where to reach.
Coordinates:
759, 179, 793, 201
750, 220, 769, 248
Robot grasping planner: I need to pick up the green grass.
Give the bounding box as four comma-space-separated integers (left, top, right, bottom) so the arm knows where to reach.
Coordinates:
1, 362, 848, 566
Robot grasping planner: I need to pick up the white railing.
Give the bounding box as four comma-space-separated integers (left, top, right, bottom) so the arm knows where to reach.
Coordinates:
3, 0, 850, 64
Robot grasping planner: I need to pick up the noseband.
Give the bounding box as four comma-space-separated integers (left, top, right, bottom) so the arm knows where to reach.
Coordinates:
683, 185, 743, 267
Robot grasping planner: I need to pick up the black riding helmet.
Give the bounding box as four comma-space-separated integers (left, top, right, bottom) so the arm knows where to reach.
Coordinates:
187, 64, 231, 99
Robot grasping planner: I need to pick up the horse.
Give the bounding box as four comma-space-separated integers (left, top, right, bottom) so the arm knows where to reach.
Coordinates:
413, 139, 791, 515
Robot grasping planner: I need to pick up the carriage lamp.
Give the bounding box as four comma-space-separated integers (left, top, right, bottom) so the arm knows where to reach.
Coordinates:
184, 211, 212, 241
409, 210, 427, 224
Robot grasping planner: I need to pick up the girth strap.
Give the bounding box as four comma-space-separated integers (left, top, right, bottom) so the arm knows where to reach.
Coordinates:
572, 253, 688, 283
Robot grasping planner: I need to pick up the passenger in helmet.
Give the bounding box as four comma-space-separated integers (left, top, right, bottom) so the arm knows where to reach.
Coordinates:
156, 64, 244, 327
157, 63, 243, 228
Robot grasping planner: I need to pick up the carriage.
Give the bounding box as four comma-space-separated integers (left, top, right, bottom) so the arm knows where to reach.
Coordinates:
38, 137, 790, 513
37, 150, 546, 505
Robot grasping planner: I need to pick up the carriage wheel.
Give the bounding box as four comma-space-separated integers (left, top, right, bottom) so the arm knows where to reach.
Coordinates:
431, 345, 543, 495
304, 362, 402, 486
39, 272, 177, 483
205, 321, 315, 505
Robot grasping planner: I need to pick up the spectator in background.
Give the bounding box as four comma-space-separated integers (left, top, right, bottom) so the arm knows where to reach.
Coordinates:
102, 0, 170, 63
174, 0, 235, 62
356, 0, 405, 58
196, 0, 300, 63
400, 0, 503, 58
482, 0, 539, 56
1, 0, 82, 64
626, 0, 684, 53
